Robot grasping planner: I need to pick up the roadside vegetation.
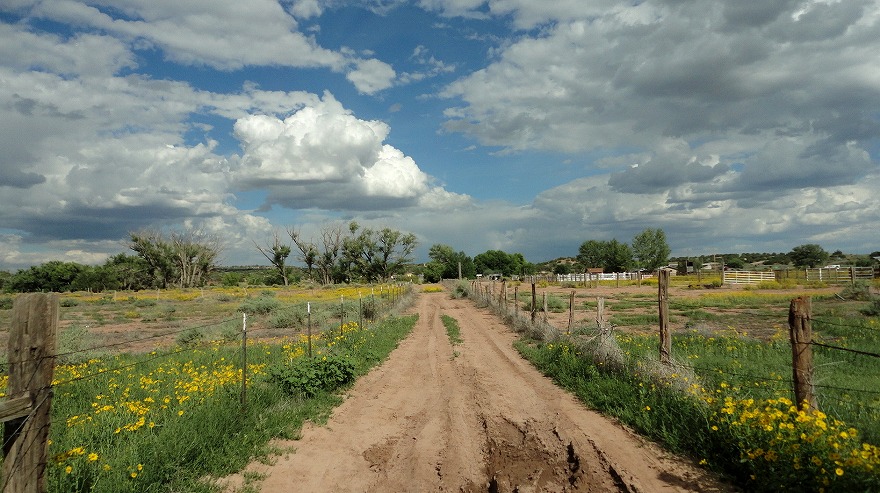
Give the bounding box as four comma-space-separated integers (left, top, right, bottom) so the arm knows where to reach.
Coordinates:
0, 286, 415, 492
463, 280, 880, 492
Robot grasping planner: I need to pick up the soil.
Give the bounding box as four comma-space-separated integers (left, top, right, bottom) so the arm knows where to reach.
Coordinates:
220, 291, 737, 492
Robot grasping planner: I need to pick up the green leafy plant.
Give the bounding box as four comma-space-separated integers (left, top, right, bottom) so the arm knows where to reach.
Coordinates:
267, 354, 355, 398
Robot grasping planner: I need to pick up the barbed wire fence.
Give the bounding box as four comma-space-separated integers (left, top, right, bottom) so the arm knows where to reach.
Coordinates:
0, 283, 413, 492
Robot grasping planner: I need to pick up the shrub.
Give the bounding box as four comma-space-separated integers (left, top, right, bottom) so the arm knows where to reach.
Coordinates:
267, 354, 355, 397
860, 298, 880, 317
176, 328, 204, 347
840, 281, 872, 301
0, 296, 12, 310
452, 282, 470, 299
269, 307, 307, 329
133, 298, 157, 308
60, 298, 79, 307
238, 296, 280, 315
361, 299, 378, 320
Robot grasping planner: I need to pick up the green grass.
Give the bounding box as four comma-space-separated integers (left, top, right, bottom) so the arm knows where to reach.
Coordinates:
441, 314, 463, 345
516, 335, 880, 492
15, 312, 418, 492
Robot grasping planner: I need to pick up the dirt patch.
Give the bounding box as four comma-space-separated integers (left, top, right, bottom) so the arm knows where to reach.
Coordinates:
220, 292, 736, 492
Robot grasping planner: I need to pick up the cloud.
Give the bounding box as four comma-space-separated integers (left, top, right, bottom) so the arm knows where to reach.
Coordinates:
439, 0, 880, 193
346, 58, 397, 94
233, 92, 468, 211
31, 0, 346, 71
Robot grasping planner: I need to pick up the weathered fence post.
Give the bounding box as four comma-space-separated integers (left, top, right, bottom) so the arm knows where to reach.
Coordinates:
240, 312, 247, 407
789, 297, 817, 409
597, 297, 605, 327
530, 283, 537, 323
658, 269, 671, 364
307, 302, 313, 358
542, 292, 548, 323
568, 291, 575, 330
3, 293, 58, 493
514, 286, 519, 318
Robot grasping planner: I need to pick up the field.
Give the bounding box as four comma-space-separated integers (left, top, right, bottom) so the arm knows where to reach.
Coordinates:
0, 284, 413, 492
0, 279, 878, 491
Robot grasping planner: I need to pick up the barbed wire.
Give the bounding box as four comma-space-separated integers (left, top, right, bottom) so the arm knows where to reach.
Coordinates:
810, 341, 880, 359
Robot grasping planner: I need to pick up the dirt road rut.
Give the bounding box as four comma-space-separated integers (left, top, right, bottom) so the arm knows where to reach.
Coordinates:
230, 292, 732, 492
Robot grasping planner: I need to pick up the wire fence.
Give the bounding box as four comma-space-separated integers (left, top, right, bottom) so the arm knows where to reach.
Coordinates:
466, 278, 880, 425
1, 284, 413, 491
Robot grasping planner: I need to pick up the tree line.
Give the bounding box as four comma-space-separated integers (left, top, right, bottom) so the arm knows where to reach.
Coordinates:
1, 222, 877, 293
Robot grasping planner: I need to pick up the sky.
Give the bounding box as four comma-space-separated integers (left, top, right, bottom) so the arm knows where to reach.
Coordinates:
1, 0, 879, 270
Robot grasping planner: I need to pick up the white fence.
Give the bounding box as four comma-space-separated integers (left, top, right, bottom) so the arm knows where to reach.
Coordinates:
554, 272, 650, 283
805, 267, 874, 284
723, 270, 776, 285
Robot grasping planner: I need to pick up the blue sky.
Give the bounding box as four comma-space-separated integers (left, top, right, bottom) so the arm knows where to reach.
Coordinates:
1, 0, 879, 269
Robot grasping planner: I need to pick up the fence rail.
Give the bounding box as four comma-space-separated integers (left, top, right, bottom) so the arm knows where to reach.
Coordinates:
723, 270, 776, 285
804, 266, 874, 284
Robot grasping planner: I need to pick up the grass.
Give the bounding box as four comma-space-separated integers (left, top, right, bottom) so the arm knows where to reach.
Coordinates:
0, 287, 416, 493
441, 314, 463, 346
509, 288, 880, 492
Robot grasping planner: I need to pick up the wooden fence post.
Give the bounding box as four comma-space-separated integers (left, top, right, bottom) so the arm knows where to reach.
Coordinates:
531, 283, 537, 323
658, 270, 671, 364
789, 297, 817, 410
240, 313, 247, 407
597, 297, 605, 328
542, 293, 548, 322
514, 286, 519, 318
3, 293, 58, 493
568, 291, 575, 330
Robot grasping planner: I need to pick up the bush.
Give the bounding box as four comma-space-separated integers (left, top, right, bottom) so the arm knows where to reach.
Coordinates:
840, 281, 872, 301
238, 296, 281, 315
0, 296, 12, 310
60, 298, 79, 307
176, 328, 204, 347
861, 298, 880, 317
267, 354, 355, 397
452, 282, 470, 299
269, 307, 307, 329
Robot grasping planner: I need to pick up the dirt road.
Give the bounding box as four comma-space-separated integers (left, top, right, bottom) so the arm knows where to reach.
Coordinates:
226, 292, 733, 492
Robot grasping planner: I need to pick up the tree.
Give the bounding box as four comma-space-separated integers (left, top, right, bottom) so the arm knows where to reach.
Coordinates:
129, 229, 221, 288
342, 223, 417, 283
289, 224, 343, 285
130, 230, 176, 288
577, 239, 633, 272
576, 240, 606, 269
254, 231, 292, 286
103, 253, 153, 291
426, 244, 475, 280
604, 239, 633, 272
170, 230, 222, 288
631, 228, 671, 272
9, 261, 85, 292
789, 244, 829, 268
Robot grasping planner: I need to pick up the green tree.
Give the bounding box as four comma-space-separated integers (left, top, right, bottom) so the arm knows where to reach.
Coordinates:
604, 239, 633, 272
254, 231, 292, 286
103, 253, 153, 290
9, 261, 85, 292
342, 223, 418, 283
427, 244, 475, 280
631, 228, 671, 272
130, 229, 221, 288
789, 244, 829, 268
576, 240, 606, 269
